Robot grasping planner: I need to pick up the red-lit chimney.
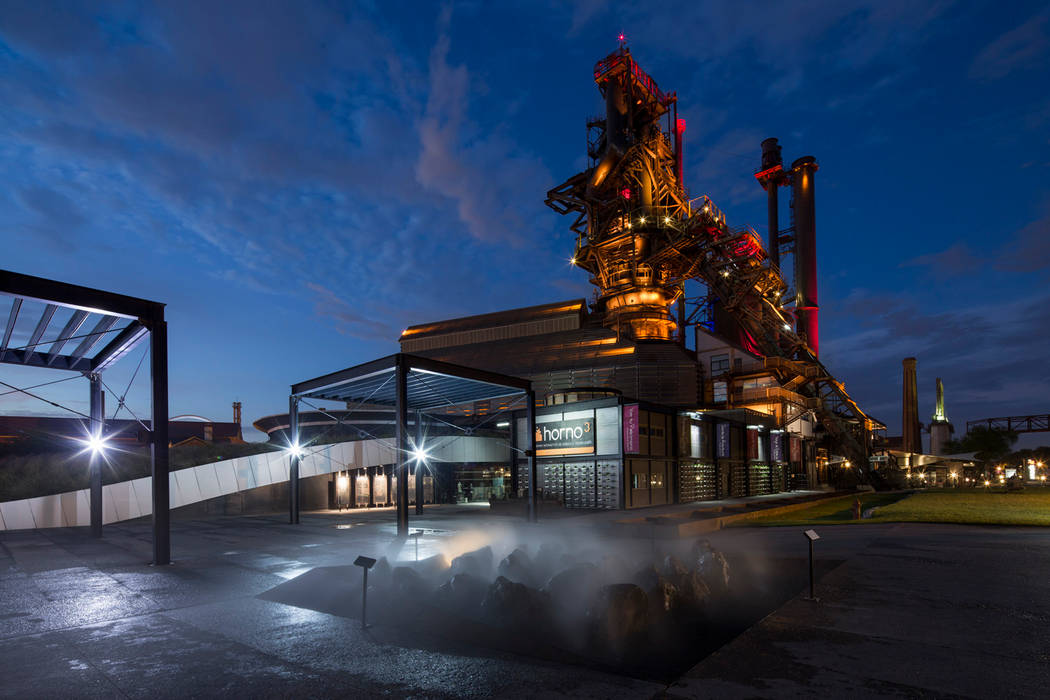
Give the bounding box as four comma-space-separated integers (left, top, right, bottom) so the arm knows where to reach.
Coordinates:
674, 118, 686, 188
791, 156, 819, 356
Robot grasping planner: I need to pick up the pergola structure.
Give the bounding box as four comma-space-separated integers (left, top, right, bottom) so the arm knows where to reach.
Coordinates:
290, 354, 536, 534
0, 270, 170, 565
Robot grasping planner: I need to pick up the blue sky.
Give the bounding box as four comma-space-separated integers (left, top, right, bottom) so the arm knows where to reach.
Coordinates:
1, 1, 1048, 443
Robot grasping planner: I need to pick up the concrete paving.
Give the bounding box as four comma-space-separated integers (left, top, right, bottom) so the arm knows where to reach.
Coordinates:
2, 503, 1049, 698
0, 505, 664, 699
669, 523, 1050, 699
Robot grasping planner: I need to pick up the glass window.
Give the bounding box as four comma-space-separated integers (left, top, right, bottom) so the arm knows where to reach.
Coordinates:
713, 381, 727, 403
711, 354, 730, 374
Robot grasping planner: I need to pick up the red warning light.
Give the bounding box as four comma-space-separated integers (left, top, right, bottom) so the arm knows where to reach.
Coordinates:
676, 118, 686, 133
618, 32, 625, 43
620, 187, 631, 200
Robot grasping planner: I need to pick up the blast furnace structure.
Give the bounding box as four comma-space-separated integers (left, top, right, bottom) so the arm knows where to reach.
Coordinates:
546, 45, 879, 479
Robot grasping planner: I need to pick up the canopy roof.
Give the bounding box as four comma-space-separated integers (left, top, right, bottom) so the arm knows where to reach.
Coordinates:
0, 270, 163, 373
291, 353, 532, 411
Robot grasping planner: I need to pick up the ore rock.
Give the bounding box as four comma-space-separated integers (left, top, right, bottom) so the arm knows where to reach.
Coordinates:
694, 539, 730, 594
647, 577, 680, 619
543, 562, 600, 612
497, 547, 535, 586
369, 556, 392, 589
631, 563, 662, 591
481, 575, 550, 629
533, 542, 564, 580
663, 555, 689, 578
391, 566, 428, 598
587, 583, 649, 653
436, 572, 488, 614
450, 545, 494, 579
672, 570, 712, 612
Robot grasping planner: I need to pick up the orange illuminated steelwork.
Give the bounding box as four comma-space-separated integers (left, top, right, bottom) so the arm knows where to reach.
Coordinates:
546, 44, 883, 484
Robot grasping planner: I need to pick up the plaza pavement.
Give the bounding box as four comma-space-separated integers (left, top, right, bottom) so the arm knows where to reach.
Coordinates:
1, 501, 1047, 698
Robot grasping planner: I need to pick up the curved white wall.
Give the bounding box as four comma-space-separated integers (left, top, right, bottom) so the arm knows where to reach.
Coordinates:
0, 435, 509, 531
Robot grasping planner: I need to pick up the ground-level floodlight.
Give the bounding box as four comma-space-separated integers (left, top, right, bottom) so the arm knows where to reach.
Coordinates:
353, 555, 377, 629
803, 529, 820, 601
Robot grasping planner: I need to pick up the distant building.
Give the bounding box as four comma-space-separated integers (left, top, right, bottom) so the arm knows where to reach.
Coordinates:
0, 415, 242, 449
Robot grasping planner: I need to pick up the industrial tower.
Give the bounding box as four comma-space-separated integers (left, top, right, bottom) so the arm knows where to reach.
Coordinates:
546, 45, 880, 480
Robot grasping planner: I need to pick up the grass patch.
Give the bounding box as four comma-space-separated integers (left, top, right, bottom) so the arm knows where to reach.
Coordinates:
869, 488, 1050, 526
740, 488, 1050, 527
740, 492, 909, 526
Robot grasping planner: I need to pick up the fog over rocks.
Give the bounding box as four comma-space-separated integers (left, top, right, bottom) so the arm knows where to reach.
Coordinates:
345, 526, 746, 673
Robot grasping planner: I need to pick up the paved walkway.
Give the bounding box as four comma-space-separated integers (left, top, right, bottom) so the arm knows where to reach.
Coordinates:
2, 504, 1049, 698
669, 523, 1050, 699
0, 506, 662, 699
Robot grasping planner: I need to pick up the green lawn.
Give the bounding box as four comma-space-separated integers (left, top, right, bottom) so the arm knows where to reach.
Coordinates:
738, 492, 909, 526
741, 488, 1050, 527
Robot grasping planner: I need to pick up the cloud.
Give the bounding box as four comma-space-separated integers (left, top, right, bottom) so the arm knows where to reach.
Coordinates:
900, 243, 982, 278
995, 214, 1050, 273
898, 213, 1050, 279
569, 0, 954, 94
15, 185, 86, 248
821, 285, 1050, 433
305, 282, 398, 341
415, 8, 551, 245
970, 9, 1050, 81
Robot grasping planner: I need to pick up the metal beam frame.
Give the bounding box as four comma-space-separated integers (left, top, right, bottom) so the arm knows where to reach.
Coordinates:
395, 355, 409, 536
414, 410, 424, 515
0, 269, 170, 565
526, 390, 537, 522
89, 373, 103, 538
289, 396, 300, 524
289, 353, 534, 531
0, 269, 160, 319
966, 414, 1050, 435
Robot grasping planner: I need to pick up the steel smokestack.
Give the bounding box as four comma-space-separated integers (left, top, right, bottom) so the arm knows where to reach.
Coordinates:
760, 138, 783, 271
902, 358, 921, 454
791, 156, 819, 356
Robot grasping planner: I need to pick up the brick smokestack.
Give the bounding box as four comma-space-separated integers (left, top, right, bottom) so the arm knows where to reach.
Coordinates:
902, 358, 921, 453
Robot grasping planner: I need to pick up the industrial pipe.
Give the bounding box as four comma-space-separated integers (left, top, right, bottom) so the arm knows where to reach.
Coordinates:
791, 156, 819, 356
761, 138, 783, 270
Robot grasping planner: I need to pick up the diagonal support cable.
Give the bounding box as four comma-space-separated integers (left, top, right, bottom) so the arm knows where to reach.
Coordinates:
0, 378, 90, 419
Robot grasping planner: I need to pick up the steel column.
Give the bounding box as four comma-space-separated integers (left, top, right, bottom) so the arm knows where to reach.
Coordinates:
289, 395, 300, 524
526, 390, 537, 523
89, 374, 103, 538
150, 318, 170, 565
509, 413, 519, 495
395, 357, 409, 535
414, 410, 424, 514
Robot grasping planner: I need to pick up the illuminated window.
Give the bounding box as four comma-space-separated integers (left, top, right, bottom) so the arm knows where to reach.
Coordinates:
713, 381, 727, 403
711, 354, 730, 374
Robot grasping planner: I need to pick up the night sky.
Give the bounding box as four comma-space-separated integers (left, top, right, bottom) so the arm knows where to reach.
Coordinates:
2, 2, 1048, 443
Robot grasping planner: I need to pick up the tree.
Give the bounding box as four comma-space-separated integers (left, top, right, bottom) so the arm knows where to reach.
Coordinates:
943, 426, 1018, 465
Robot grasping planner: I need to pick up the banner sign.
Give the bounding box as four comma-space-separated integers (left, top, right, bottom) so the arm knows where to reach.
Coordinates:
790, 436, 801, 463
537, 417, 595, 456
747, 429, 759, 460
716, 422, 731, 458
771, 433, 784, 462
623, 404, 640, 454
